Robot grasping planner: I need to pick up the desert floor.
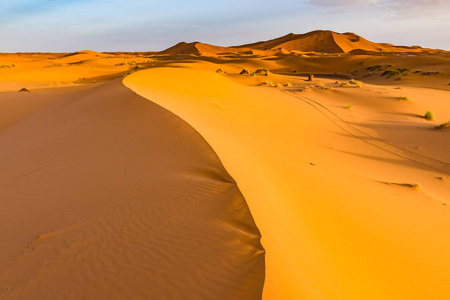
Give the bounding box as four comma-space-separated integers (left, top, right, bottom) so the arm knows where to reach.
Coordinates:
1, 39, 449, 299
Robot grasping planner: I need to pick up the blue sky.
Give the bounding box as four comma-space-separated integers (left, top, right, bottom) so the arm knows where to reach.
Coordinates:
1, 0, 449, 52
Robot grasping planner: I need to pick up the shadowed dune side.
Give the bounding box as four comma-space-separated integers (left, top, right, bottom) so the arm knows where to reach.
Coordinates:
0, 80, 264, 299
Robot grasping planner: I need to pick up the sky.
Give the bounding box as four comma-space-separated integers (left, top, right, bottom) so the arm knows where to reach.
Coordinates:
0, 0, 449, 52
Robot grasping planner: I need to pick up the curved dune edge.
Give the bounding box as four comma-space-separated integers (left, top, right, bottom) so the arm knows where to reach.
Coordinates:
0, 80, 264, 299
124, 66, 450, 300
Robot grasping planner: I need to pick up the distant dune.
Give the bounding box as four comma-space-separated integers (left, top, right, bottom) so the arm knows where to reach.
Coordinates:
161, 41, 236, 56
159, 30, 446, 57
236, 30, 435, 53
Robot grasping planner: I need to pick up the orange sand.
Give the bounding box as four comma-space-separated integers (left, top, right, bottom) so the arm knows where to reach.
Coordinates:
0, 80, 264, 299
1, 30, 450, 299
124, 64, 450, 299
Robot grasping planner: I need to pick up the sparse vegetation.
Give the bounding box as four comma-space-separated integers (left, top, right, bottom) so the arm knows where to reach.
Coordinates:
396, 67, 410, 73
424, 111, 434, 121
349, 79, 363, 87
254, 68, 269, 76
380, 67, 409, 79
345, 104, 352, 109
397, 96, 409, 101
341, 79, 362, 88
434, 121, 450, 130
239, 69, 250, 75
367, 64, 382, 71
19, 88, 30, 92
381, 69, 400, 78
122, 71, 136, 77
421, 71, 439, 76
258, 80, 276, 87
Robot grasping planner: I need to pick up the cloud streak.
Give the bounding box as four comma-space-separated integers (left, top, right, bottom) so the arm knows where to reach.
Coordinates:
308, 0, 450, 16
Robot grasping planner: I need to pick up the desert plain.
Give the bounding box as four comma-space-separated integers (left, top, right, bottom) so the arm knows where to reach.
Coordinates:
0, 30, 449, 299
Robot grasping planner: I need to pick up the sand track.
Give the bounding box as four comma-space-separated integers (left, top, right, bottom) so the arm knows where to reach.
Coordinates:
284, 90, 450, 175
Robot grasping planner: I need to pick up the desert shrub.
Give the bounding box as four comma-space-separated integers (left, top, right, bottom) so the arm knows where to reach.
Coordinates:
239, 69, 250, 75
421, 71, 439, 75
349, 79, 363, 87
367, 64, 382, 71
122, 71, 136, 77
397, 96, 409, 101
396, 67, 410, 73
381, 69, 399, 78
341, 79, 362, 88
346, 104, 352, 109
254, 68, 269, 76
424, 111, 434, 120
434, 121, 450, 130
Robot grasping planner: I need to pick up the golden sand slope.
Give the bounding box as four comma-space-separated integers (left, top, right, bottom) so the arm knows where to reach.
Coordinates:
124, 65, 450, 300
0, 52, 153, 91
0, 80, 264, 299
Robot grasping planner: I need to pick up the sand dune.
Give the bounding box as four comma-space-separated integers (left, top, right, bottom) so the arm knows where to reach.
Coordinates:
0, 80, 264, 299
236, 30, 433, 53
162, 30, 408, 56
1, 30, 450, 299
125, 64, 450, 300
161, 41, 237, 56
